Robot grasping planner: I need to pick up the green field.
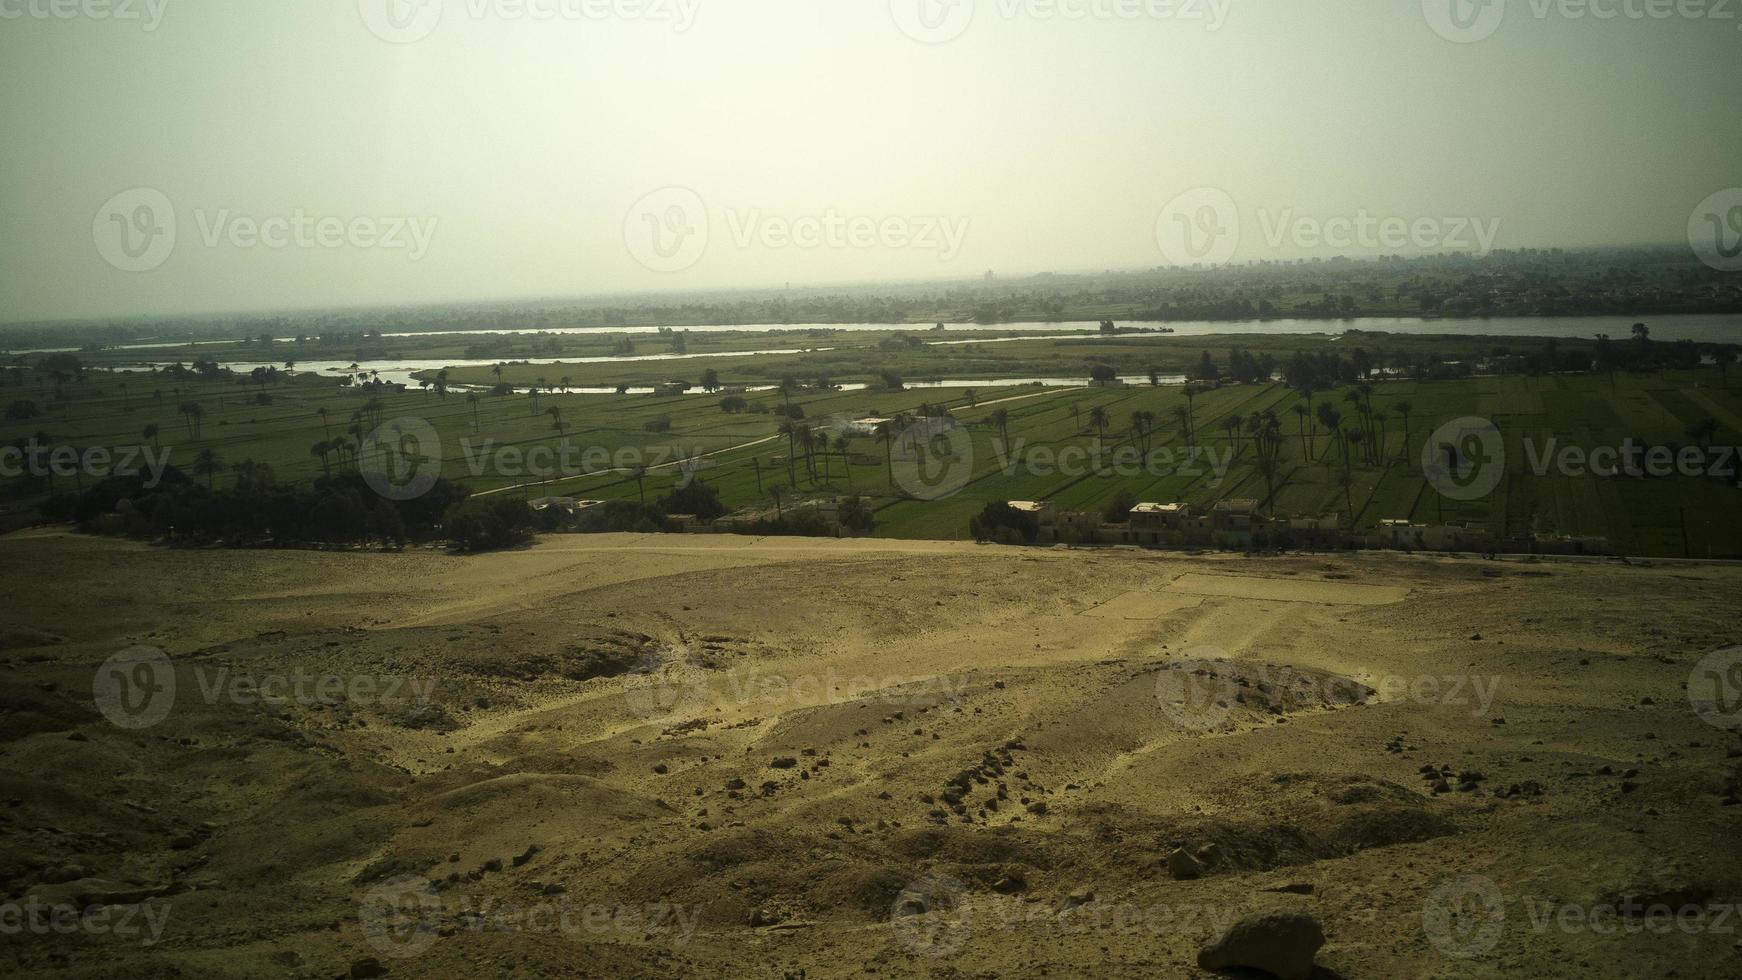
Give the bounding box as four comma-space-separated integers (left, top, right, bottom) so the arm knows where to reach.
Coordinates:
5, 346, 1741, 556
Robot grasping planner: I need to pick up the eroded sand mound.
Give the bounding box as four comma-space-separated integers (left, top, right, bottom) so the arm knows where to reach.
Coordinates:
1, 532, 1739, 979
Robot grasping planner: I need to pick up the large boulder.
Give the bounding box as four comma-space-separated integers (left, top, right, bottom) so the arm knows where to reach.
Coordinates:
1196, 910, 1325, 980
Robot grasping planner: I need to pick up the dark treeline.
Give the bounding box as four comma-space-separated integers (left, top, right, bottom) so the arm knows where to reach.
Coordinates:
36, 468, 757, 554
1183, 326, 1729, 390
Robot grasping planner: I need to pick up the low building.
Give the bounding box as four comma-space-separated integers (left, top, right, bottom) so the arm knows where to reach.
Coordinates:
1211, 499, 1259, 547
1372, 520, 1489, 551
529, 497, 605, 528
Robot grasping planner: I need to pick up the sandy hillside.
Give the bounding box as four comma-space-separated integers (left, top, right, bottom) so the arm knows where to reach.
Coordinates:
1, 531, 1739, 979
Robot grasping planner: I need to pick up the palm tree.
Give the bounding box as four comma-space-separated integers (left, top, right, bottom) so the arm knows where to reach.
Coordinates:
778, 419, 802, 487
834, 435, 853, 488
317, 406, 331, 438
466, 392, 481, 431
193, 448, 221, 489
1088, 406, 1110, 450
1335, 467, 1355, 528
875, 421, 896, 489
1688, 417, 1720, 449
547, 405, 564, 432
769, 483, 785, 520
178, 402, 203, 438
1293, 403, 1311, 458
990, 409, 1012, 447
1183, 386, 1202, 444
1225, 413, 1245, 458
1253, 418, 1285, 514
312, 440, 332, 476
814, 430, 832, 483
1129, 410, 1153, 456
629, 466, 648, 506
560, 375, 572, 394
1316, 403, 1343, 465
1393, 401, 1413, 462
142, 423, 159, 451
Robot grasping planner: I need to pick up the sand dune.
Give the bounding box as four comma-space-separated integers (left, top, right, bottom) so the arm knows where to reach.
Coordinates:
1, 532, 1739, 978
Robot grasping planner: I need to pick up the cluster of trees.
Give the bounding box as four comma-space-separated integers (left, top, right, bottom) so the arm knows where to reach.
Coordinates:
969, 501, 1040, 545
1186, 349, 1279, 384
40, 470, 490, 550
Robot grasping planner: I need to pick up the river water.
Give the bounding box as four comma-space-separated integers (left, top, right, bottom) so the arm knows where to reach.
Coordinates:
34, 313, 1742, 393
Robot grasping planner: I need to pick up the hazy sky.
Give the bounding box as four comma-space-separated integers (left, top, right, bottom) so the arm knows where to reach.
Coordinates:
1, 0, 1739, 322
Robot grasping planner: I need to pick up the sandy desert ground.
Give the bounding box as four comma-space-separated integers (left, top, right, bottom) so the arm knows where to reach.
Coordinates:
1, 531, 1740, 979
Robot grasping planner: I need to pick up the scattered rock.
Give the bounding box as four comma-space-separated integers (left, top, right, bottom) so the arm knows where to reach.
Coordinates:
1167, 848, 1202, 881
1196, 911, 1325, 980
